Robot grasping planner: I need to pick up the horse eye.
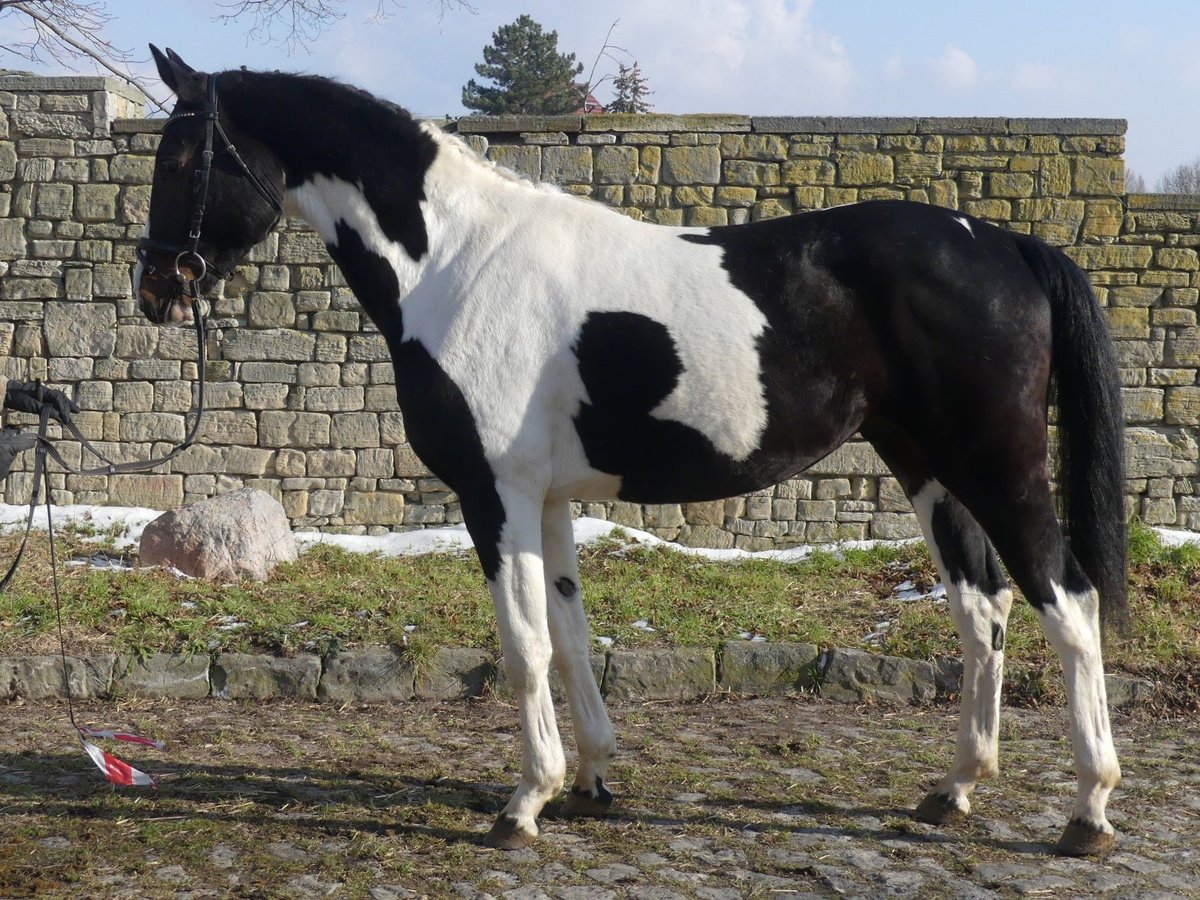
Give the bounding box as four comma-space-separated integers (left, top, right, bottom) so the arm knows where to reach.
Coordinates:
159, 158, 183, 176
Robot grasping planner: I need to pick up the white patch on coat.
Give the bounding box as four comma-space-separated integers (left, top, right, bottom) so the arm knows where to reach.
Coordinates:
1040, 581, 1120, 830
287, 125, 771, 497
954, 215, 974, 236
910, 480, 1012, 815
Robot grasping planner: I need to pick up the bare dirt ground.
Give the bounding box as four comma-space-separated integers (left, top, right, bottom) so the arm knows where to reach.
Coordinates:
0, 695, 1196, 898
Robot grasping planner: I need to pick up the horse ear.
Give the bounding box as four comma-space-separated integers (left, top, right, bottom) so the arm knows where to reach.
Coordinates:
150, 44, 204, 103
165, 48, 196, 73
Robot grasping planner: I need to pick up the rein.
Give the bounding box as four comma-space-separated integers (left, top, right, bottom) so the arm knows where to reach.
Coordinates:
1, 70, 282, 789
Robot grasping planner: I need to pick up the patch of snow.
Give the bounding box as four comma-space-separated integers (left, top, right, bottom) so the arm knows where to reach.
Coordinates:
1157, 528, 1200, 548
892, 579, 946, 602
4, 505, 1196, 574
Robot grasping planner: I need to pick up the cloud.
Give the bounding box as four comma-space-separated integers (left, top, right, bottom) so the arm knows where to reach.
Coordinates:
1012, 62, 1058, 93
607, 0, 855, 113
931, 44, 978, 91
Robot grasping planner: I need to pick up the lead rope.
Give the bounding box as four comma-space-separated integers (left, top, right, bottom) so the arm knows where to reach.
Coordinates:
2, 295, 208, 786
45, 435, 161, 786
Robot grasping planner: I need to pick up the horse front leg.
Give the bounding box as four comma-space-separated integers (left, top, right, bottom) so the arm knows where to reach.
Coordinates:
541, 497, 617, 818
476, 485, 565, 849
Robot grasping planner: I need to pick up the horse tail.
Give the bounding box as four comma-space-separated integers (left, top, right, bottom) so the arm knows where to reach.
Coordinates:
1013, 234, 1128, 635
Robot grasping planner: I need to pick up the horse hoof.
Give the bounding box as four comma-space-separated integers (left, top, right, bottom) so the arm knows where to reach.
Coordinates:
481, 814, 537, 850
913, 791, 968, 825
560, 784, 614, 819
1054, 819, 1115, 857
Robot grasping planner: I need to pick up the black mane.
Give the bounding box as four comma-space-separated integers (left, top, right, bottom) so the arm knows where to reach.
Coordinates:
216, 69, 439, 260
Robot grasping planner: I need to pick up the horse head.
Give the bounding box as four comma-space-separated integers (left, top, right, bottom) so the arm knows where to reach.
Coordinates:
135, 45, 284, 325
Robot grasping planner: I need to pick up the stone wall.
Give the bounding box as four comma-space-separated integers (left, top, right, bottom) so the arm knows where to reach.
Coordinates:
0, 74, 1197, 546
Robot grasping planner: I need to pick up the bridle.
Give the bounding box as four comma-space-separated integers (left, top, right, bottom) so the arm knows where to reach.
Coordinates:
135, 73, 284, 294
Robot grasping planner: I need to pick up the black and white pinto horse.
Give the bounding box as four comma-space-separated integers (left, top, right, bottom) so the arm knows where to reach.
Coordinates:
136, 47, 1128, 856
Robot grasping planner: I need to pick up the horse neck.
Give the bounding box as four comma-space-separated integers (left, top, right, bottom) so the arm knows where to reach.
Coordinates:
220, 71, 460, 292
222, 73, 562, 324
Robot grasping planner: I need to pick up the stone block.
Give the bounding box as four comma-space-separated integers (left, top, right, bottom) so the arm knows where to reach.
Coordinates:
837, 152, 893, 186
871, 512, 922, 539
11, 655, 114, 700
75, 183, 120, 222
212, 654, 320, 700
44, 301, 116, 357
0, 217, 26, 259
989, 172, 1035, 198
319, 647, 416, 702
342, 490, 405, 525
197, 410, 259, 445
1072, 157, 1123, 196
1105, 673, 1155, 709
249, 292, 296, 327
306, 386, 364, 412
348, 334, 390, 362
819, 648, 939, 703
662, 146, 721, 185
107, 473, 184, 509
109, 154, 153, 182
594, 146, 638, 184
331, 412, 380, 447
487, 145, 540, 180
413, 648, 493, 699
121, 410, 186, 442
603, 648, 715, 700
113, 653, 209, 699
720, 134, 788, 160
541, 146, 593, 183
720, 642, 820, 694
221, 329, 315, 362
723, 160, 780, 186
259, 411, 331, 447
1166, 387, 1200, 425
277, 231, 329, 264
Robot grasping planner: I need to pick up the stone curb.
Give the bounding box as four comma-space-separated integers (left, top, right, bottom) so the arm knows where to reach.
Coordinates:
0, 644, 1157, 710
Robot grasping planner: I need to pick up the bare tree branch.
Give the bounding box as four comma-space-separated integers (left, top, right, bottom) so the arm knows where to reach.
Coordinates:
1, 1, 170, 111
218, 0, 475, 51
581, 19, 635, 108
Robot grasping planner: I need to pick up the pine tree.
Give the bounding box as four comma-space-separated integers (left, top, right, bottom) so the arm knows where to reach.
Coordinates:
608, 61, 653, 114
462, 15, 584, 115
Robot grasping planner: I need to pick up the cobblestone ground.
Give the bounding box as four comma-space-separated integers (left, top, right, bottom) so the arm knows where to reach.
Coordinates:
0, 696, 1196, 898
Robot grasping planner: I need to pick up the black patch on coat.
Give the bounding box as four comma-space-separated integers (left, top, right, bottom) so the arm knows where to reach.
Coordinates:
215, 70, 437, 262
554, 577, 577, 599
570, 776, 613, 804
991, 623, 1005, 652
573, 312, 748, 501
929, 494, 1008, 596
328, 221, 400, 319
388, 329, 505, 581
325, 223, 504, 581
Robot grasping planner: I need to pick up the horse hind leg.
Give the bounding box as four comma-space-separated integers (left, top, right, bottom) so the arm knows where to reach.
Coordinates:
922, 465, 1120, 855
906, 480, 1014, 826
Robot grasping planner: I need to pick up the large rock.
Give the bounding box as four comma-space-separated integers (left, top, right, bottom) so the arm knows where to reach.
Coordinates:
139, 487, 297, 581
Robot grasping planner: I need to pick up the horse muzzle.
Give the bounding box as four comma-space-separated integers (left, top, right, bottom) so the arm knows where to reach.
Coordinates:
136, 270, 199, 324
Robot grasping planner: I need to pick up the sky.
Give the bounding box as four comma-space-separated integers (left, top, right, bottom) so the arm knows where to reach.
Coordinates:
5, 0, 1199, 186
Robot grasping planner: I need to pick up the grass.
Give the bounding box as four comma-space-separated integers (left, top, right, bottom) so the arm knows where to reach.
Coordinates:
0, 519, 1197, 708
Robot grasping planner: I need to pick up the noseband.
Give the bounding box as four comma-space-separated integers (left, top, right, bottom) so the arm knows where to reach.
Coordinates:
136, 73, 284, 295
